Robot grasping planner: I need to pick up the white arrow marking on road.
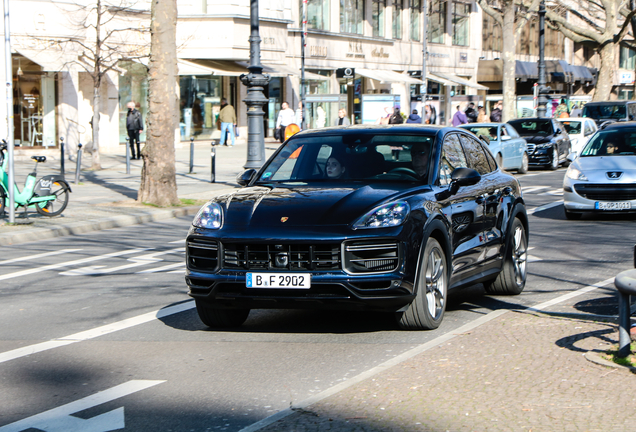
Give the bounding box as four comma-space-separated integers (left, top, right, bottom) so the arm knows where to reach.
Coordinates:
0, 249, 83, 266
522, 186, 549, 193
539, 189, 563, 196
0, 249, 148, 282
136, 262, 185, 274
0, 380, 165, 432
60, 248, 184, 276
527, 201, 562, 215
0, 301, 195, 364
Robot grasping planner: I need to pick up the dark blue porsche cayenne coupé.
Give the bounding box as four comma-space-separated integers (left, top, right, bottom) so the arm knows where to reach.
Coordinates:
185, 125, 529, 330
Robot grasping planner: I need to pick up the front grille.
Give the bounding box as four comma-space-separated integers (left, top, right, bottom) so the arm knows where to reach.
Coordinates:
526, 143, 536, 154
222, 243, 341, 271
574, 183, 636, 201
344, 241, 400, 274
187, 238, 218, 271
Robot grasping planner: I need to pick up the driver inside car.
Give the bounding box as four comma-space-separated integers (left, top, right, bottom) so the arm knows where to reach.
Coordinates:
410, 143, 431, 179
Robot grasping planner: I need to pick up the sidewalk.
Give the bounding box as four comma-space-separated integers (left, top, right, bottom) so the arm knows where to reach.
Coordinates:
0, 139, 281, 246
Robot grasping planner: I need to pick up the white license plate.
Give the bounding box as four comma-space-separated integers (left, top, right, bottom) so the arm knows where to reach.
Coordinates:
595, 201, 632, 210
246, 273, 311, 289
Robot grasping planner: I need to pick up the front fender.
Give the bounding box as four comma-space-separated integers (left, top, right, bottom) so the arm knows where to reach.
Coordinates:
34, 176, 71, 196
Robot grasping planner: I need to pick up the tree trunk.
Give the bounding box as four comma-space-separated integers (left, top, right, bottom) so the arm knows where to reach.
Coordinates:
594, 42, 615, 101
91, 83, 102, 170
502, 3, 516, 122
138, 0, 179, 206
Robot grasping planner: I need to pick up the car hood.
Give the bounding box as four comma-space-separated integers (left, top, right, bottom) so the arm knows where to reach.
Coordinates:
575, 156, 636, 182
215, 183, 429, 227
522, 135, 554, 144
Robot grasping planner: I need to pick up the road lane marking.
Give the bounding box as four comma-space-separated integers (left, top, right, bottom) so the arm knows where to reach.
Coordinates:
0, 249, 83, 266
136, 262, 185, 274
0, 301, 195, 364
60, 248, 184, 276
527, 201, 562, 215
0, 249, 148, 282
539, 189, 563, 196
522, 186, 549, 193
240, 276, 617, 432
168, 239, 185, 244
0, 380, 165, 432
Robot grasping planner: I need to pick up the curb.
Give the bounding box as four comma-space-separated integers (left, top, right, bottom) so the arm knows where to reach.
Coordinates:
0, 205, 201, 247
585, 351, 636, 373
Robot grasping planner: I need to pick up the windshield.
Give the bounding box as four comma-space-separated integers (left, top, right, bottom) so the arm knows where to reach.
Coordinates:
508, 120, 553, 136
258, 133, 435, 183
559, 121, 581, 135
582, 104, 627, 120
580, 129, 636, 156
463, 126, 497, 142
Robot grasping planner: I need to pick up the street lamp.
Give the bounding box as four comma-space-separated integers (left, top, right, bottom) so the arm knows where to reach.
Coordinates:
536, 0, 549, 118
240, 0, 271, 170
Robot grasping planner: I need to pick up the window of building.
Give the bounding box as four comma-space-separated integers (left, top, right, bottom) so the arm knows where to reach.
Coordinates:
620, 45, 636, 70
410, 0, 421, 41
302, 0, 330, 30
119, 61, 149, 144
427, 0, 446, 44
341, 0, 364, 34
481, 12, 502, 52
372, 0, 386, 37
452, 0, 470, 46
178, 75, 222, 141
516, 15, 563, 57
392, 0, 402, 39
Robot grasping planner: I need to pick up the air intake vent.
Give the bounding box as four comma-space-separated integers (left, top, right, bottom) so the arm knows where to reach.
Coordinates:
186, 238, 218, 272
344, 241, 400, 274
222, 243, 341, 271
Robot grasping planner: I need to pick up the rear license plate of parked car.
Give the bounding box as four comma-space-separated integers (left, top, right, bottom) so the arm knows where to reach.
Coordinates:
246, 273, 311, 289
595, 201, 632, 210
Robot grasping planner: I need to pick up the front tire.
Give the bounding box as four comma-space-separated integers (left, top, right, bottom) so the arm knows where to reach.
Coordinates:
485, 218, 527, 295
35, 181, 70, 217
397, 238, 448, 330
195, 301, 250, 328
549, 146, 559, 170
518, 153, 529, 174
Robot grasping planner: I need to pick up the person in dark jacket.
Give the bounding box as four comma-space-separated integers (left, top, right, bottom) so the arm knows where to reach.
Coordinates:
126, 101, 143, 159
388, 107, 404, 124
490, 100, 503, 123
406, 109, 422, 123
464, 103, 478, 123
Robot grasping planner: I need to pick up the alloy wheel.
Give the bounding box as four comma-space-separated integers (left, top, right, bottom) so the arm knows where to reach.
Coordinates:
513, 225, 528, 285
425, 247, 446, 319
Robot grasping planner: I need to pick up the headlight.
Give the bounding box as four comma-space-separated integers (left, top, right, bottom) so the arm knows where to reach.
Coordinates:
193, 202, 223, 229
565, 166, 588, 181
354, 201, 410, 229
537, 143, 552, 149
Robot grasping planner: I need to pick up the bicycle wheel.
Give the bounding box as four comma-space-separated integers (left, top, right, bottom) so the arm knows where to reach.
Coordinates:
36, 182, 69, 217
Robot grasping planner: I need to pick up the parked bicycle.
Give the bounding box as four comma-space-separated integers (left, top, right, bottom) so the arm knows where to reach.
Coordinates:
0, 140, 71, 217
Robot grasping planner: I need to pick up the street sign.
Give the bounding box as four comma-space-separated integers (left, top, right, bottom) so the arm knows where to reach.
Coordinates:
336, 68, 355, 78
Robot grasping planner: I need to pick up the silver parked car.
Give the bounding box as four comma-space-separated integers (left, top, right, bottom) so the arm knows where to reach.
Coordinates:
563, 122, 636, 219
460, 123, 529, 173
558, 117, 598, 158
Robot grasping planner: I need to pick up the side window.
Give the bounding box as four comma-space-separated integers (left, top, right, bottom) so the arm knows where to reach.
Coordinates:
439, 134, 468, 186
500, 126, 508, 137
629, 104, 636, 120
505, 124, 520, 138
584, 121, 594, 136
459, 134, 493, 175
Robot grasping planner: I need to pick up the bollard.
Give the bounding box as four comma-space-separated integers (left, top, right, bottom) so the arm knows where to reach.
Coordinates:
615, 269, 636, 357
60, 137, 65, 178
189, 137, 195, 174
211, 140, 217, 183
74, 144, 83, 184
125, 136, 131, 175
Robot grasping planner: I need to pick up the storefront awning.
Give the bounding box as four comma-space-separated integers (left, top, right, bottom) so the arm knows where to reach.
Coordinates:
356, 68, 424, 85
177, 59, 215, 76
15, 49, 69, 72
479, 59, 595, 84
428, 71, 489, 90
184, 59, 247, 76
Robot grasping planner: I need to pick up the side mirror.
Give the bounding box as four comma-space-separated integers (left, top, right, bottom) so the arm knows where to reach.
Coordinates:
556, 128, 563, 135
567, 152, 577, 162
501, 135, 511, 141
236, 169, 257, 186
436, 168, 481, 200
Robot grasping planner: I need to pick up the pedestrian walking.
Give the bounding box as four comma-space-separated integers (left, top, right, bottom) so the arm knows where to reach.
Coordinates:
334, 108, 351, 126
406, 109, 421, 123
452, 105, 468, 126
296, 101, 304, 129
388, 107, 404, 124
276, 101, 296, 143
490, 100, 503, 122
218, 98, 237, 146
554, 99, 569, 119
477, 106, 488, 123
126, 101, 143, 159
464, 103, 478, 123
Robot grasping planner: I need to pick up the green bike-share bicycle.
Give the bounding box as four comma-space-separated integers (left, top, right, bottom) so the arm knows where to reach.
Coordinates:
0, 141, 71, 217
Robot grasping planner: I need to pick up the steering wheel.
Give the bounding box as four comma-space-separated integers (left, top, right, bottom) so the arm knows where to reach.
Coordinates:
388, 167, 419, 180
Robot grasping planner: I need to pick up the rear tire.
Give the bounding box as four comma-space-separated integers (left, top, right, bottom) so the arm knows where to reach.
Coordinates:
485, 218, 527, 295
35, 182, 69, 217
195, 301, 250, 328
564, 208, 582, 220
518, 153, 529, 174
549, 146, 559, 171
397, 238, 447, 330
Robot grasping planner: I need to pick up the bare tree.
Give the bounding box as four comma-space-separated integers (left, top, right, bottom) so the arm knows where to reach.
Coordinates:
478, 0, 541, 121
546, 0, 636, 101
137, 0, 179, 206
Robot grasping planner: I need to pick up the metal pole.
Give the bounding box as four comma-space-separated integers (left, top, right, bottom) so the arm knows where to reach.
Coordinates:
240, 0, 271, 170
125, 136, 130, 174
189, 136, 194, 173
210, 140, 216, 183
59, 137, 65, 178
618, 292, 632, 357
421, 0, 428, 123
3, 0, 14, 223
300, 0, 307, 130
74, 143, 83, 184
536, 0, 548, 118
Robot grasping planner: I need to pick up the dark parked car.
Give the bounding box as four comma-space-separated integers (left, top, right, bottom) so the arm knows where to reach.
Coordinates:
582, 100, 636, 125
186, 125, 529, 330
508, 118, 571, 170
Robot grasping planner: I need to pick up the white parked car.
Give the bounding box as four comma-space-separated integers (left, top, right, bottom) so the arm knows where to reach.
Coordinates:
563, 122, 636, 219
558, 117, 597, 157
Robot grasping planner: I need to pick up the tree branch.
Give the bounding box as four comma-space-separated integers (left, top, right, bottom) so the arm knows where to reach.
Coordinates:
546, 8, 604, 42
477, 0, 504, 27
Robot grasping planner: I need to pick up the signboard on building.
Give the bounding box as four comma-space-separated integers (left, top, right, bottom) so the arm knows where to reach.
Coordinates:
619, 71, 634, 85
336, 68, 355, 78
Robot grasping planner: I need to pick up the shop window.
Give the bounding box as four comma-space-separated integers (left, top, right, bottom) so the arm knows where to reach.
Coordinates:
304, 70, 331, 95
372, 0, 386, 37
620, 45, 636, 70
392, 0, 402, 39
340, 0, 364, 34
428, 0, 446, 44
452, 0, 470, 46
179, 75, 222, 141
301, 0, 329, 30
410, 0, 421, 41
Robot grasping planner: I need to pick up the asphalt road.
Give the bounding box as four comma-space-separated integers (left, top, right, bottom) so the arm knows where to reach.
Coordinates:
0, 167, 634, 432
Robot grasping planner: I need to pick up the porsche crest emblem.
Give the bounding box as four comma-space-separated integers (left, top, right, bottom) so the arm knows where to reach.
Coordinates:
280, 217, 289, 223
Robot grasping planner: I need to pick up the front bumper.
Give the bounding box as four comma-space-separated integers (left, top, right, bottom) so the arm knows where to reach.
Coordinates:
528, 146, 553, 166
563, 177, 636, 212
